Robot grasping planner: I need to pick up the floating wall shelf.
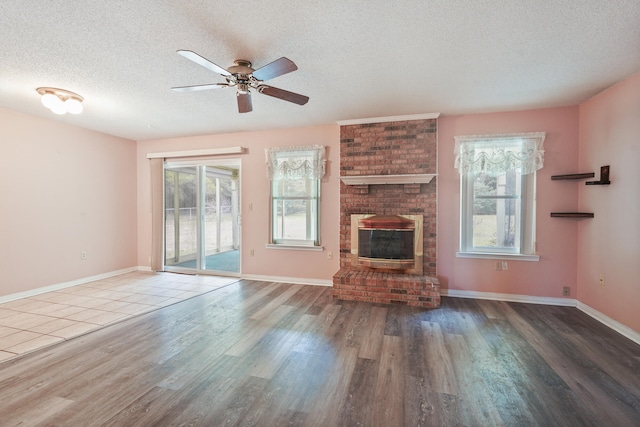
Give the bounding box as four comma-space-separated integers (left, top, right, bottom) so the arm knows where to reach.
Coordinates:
550, 166, 610, 219
551, 172, 595, 180
550, 212, 594, 218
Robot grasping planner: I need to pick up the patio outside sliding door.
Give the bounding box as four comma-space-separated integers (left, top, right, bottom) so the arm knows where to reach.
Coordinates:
164, 161, 240, 275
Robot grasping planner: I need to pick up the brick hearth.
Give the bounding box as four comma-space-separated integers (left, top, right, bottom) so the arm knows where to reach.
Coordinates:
333, 117, 440, 308
333, 269, 440, 307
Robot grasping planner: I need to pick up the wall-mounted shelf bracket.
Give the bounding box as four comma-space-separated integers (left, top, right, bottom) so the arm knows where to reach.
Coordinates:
585, 165, 610, 185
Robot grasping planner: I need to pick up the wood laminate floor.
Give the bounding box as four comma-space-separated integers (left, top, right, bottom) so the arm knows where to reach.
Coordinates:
0, 277, 639, 426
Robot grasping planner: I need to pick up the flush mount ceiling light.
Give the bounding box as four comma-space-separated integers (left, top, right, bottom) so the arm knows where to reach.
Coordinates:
36, 87, 84, 115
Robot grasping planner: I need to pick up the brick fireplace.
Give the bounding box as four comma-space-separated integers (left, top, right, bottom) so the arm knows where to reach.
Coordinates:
332, 115, 440, 308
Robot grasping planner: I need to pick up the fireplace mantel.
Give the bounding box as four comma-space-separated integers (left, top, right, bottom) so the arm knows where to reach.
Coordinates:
340, 174, 437, 186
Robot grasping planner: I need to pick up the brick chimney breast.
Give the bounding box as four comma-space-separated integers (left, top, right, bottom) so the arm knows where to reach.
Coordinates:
333, 117, 440, 308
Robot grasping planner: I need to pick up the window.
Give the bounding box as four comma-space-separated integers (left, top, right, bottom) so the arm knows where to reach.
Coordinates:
266, 145, 325, 248
454, 132, 545, 260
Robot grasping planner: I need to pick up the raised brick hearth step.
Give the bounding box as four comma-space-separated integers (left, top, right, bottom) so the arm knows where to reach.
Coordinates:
333, 269, 440, 308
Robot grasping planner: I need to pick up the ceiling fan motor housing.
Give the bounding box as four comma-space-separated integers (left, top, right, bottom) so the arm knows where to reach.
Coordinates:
227, 60, 254, 76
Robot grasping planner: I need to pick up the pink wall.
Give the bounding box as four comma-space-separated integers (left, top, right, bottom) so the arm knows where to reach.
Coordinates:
578, 72, 640, 333
4, 74, 637, 334
438, 107, 580, 298
0, 108, 138, 297
136, 124, 340, 282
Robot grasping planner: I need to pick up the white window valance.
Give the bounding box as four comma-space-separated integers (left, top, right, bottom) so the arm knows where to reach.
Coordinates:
266, 145, 326, 181
454, 132, 545, 175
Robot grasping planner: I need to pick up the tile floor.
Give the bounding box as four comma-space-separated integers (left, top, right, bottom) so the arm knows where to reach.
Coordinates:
0, 271, 238, 363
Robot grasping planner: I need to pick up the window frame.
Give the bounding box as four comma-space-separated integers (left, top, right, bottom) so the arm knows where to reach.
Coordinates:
265, 145, 325, 251
456, 137, 540, 261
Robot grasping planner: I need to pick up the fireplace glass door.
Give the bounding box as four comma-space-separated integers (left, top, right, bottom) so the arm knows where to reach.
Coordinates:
358, 229, 414, 260
351, 214, 423, 274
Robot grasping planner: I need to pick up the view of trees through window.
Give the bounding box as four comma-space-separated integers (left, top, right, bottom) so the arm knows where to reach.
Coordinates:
272, 178, 318, 243
472, 170, 521, 250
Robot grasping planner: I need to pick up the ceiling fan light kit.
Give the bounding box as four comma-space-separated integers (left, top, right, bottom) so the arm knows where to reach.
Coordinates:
172, 50, 309, 113
36, 87, 84, 115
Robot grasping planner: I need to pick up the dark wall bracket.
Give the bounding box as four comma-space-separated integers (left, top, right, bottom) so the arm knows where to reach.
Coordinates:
585, 165, 610, 185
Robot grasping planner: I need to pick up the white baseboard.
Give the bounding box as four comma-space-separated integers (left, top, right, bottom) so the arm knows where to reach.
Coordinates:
442, 288, 577, 307
576, 301, 640, 346
0, 266, 141, 304
240, 273, 332, 287
442, 289, 639, 346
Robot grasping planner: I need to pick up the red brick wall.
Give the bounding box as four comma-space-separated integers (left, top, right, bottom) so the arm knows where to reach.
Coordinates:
338, 119, 438, 276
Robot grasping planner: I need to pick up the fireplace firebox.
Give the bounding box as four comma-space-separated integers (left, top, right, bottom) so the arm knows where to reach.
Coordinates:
351, 214, 423, 275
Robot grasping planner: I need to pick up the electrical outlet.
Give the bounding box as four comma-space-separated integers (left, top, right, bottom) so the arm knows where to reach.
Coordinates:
501, 261, 508, 270
599, 274, 605, 286
250, 249, 255, 257
496, 261, 508, 271
563, 286, 570, 296
81, 251, 87, 260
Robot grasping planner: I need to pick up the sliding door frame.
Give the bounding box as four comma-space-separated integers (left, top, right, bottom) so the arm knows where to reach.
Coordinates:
163, 158, 241, 277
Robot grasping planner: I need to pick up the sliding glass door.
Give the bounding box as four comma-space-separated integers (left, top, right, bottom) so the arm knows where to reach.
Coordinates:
164, 160, 240, 275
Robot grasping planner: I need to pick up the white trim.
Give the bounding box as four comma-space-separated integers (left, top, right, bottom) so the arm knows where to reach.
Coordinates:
146, 146, 245, 159
442, 288, 576, 306
165, 159, 239, 169
340, 174, 437, 186
337, 113, 440, 126
456, 252, 540, 261
577, 301, 640, 346
240, 274, 332, 287
443, 289, 640, 345
265, 244, 324, 252
0, 267, 141, 304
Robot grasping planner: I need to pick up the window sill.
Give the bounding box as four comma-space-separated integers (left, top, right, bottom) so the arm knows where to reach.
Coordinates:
266, 244, 324, 252
456, 252, 540, 261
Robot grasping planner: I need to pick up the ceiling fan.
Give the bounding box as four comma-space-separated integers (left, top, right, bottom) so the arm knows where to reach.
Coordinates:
172, 50, 309, 113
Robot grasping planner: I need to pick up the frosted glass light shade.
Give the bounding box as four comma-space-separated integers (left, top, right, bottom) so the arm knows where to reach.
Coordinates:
50, 101, 68, 114
41, 93, 60, 109
65, 98, 83, 114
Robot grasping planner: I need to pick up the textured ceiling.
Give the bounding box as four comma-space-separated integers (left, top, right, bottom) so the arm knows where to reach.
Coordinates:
1, 1, 639, 141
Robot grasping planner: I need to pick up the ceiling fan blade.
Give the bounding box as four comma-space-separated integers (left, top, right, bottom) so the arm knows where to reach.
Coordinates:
237, 92, 252, 113
171, 83, 229, 92
258, 85, 309, 105
177, 50, 231, 77
252, 57, 298, 81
